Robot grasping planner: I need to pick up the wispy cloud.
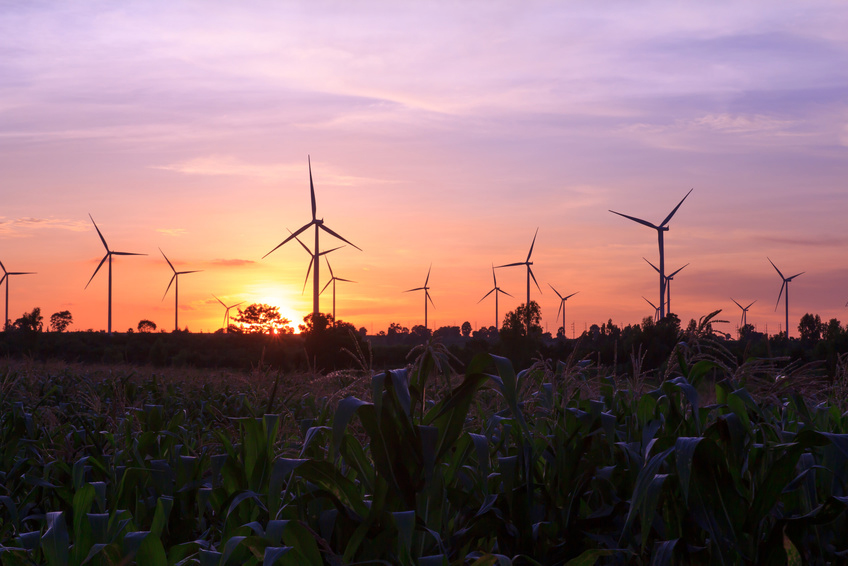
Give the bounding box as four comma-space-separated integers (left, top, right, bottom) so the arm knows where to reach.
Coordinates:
156, 228, 187, 236
207, 258, 257, 267
0, 217, 89, 236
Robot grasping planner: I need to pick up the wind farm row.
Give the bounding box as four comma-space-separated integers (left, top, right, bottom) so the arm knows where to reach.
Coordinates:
1, 158, 828, 338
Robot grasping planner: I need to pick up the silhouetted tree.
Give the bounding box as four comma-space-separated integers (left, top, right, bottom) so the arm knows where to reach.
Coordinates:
501, 302, 542, 339
434, 326, 461, 340
234, 304, 293, 334
461, 321, 472, 337
49, 310, 73, 332
798, 313, 823, 343
13, 307, 43, 332
411, 325, 432, 341
138, 319, 157, 333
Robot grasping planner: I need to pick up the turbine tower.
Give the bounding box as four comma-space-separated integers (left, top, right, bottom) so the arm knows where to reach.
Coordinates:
213, 295, 244, 333
319, 255, 355, 326
731, 298, 756, 327
263, 156, 361, 321
496, 228, 541, 332
85, 214, 146, 334
768, 257, 804, 339
478, 264, 513, 330
549, 284, 578, 339
0, 260, 35, 331
405, 265, 434, 331
610, 189, 692, 319
643, 257, 688, 315
643, 296, 661, 323
160, 248, 202, 332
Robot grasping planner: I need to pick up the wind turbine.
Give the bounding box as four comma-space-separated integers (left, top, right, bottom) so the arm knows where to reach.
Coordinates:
405, 265, 434, 330
768, 257, 804, 338
160, 248, 202, 332
85, 214, 146, 334
549, 284, 578, 339
319, 255, 355, 326
291, 231, 343, 295
643, 257, 689, 315
610, 189, 692, 319
213, 295, 244, 333
731, 298, 756, 327
496, 228, 541, 332
263, 156, 361, 321
478, 264, 513, 330
643, 296, 661, 322
0, 260, 35, 331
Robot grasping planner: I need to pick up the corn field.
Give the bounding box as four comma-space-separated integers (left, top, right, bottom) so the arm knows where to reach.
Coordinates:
1, 342, 848, 565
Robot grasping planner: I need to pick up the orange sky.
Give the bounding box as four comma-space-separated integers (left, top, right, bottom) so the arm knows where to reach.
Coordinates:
2, 3, 848, 338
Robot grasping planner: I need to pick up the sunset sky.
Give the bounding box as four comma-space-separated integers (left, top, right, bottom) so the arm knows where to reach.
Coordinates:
2, 2, 848, 337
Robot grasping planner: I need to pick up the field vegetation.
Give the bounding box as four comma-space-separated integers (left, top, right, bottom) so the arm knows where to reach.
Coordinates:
2, 306, 848, 564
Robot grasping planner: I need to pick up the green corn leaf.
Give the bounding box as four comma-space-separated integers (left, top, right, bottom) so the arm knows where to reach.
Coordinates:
41, 512, 69, 566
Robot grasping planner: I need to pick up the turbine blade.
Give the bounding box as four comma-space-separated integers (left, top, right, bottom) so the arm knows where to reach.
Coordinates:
478, 288, 495, 303
320, 279, 332, 296
746, 300, 757, 309
85, 253, 109, 289
775, 280, 786, 311
264, 223, 313, 259
767, 257, 785, 279
529, 267, 541, 293
160, 248, 176, 273
526, 227, 539, 262
660, 188, 693, 227
213, 294, 227, 307
499, 289, 514, 298
730, 297, 744, 309
8, 272, 36, 276
335, 277, 355, 283
0, 274, 5, 286
112, 252, 146, 256
231, 301, 245, 308
308, 155, 317, 221
788, 271, 805, 280
163, 274, 177, 300
426, 290, 435, 308
556, 300, 563, 319
318, 245, 344, 257
548, 283, 563, 300
303, 257, 314, 294
643, 296, 657, 309
609, 210, 658, 230
564, 291, 579, 300
318, 224, 362, 251
491, 264, 497, 286
0, 259, 5, 274
405, 287, 424, 292
496, 262, 525, 268
668, 263, 689, 277
178, 270, 202, 275
643, 257, 659, 273
324, 255, 335, 278
89, 214, 109, 251
425, 264, 432, 286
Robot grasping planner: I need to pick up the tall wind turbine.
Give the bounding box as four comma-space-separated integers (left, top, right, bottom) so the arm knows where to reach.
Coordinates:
263, 156, 361, 321
496, 228, 541, 332
549, 284, 578, 339
731, 298, 756, 327
478, 264, 513, 330
768, 257, 804, 338
160, 248, 202, 332
643, 257, 688, 315
643, 296, 661, 322
405, 265, 434, 330
319, 255, 355, 326
610, 189, 692, 319
85, 214, 146, 334
0, 260, 36, 331
213, 295, 244, 333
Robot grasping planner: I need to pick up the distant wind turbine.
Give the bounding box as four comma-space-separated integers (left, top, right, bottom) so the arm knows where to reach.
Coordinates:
768, 257, 804, 338
478, 264, 513, 330
263, 156, 361, 321
0, 260, 36, 331
160, 248, 202, 331
643, 296, 661, 322
213, 295, 244, 333
319, 255, 355, 326
405, 265, 434, 330
731, 298, 756, 327
549, 284, 578, 339
291, 231, 344, 295
610, 189, 692, 319
643, 257, 688, 315
496, 228, 541, 332
85, 214, 146, 334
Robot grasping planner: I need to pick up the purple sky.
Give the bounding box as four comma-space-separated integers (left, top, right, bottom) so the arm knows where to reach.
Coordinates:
2, 2, 847, 335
